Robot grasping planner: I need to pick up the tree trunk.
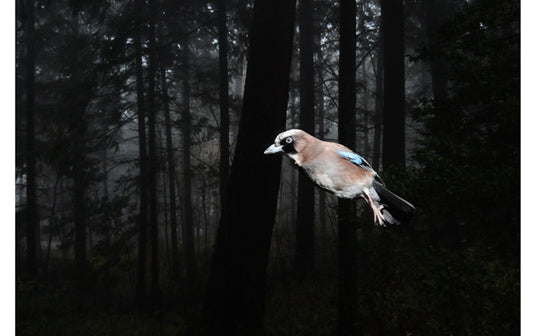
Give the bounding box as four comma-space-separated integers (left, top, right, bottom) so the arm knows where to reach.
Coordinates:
147, 0, 160, 308
70, 21, 88, 291
294, 0, 315, 277
372, 37, 383, 170
381, 0, 406, 169
44, 172, 60, 280
181, 34, 197, 293
318, 91, 327, 242
423, 0, 453, 103
204, 0, 296, 334
316, 44, 327, 244
72, 114, 87, 291
133, 0, 149, 308
160, 63, 181, 290
24, 0, 38, 278
217, 0, 230, 212
288, 42, 298, 227
161, 159, 171, 286
423, 0, 461, 247
338, 0, 360, 334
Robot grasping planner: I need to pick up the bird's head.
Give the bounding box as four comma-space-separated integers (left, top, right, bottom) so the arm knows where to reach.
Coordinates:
264, 129, 311, 159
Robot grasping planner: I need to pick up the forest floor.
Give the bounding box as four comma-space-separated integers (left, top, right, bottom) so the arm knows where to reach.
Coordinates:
17, 268, 340, 336
18, 309, 187, 336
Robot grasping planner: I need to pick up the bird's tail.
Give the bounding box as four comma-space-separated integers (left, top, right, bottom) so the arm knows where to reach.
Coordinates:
374, 181, 415, 225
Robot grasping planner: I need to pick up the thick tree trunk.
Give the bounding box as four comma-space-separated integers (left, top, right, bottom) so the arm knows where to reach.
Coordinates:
318, 91, 327, 241
133, 0, 149, 308
372, 37, 384, 170
381, 0, 406, 169
204, 0, 296, 334
338, 0, 360, 334
217, 0, 230, 212
316, 44, 327, 243
147, 0, 160, 307
160, 64, 180, 289
289, 53, 298, 227
294, 0, 315, 277
24, 0, 38, 277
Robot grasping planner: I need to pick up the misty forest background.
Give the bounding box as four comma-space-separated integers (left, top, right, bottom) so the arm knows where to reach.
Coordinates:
16, 0, 519, 335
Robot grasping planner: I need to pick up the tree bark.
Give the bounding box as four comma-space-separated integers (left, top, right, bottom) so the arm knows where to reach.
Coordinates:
372, 37, 384, 170
24, 0, 38, 278
295, 0, 315, 277
338, 0, 360, 334
160, 63, 180, 289
318, 91, 327, 242
204, 0, 296, 334
217, 0, 230, 212
381, 0, 406, 169
147, 0, 160, 308
133, 0, 149, 308
316, 44, 327, 243
68, 18, 88, 292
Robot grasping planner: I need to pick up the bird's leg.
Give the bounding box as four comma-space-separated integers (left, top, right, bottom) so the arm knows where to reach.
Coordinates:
362, 188, 385, 226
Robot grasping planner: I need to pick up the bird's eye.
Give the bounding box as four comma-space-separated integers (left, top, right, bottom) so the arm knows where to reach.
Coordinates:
285, 136, 293, 144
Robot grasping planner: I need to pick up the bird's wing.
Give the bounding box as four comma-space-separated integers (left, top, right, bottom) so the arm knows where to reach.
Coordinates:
337, 150, 385, 185
337, 150, 373, 171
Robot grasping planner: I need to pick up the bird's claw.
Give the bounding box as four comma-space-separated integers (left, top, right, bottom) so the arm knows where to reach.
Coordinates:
372, 204, 386, 226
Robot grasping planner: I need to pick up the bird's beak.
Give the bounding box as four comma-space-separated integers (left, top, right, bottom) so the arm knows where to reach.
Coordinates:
264, 143, 284, 154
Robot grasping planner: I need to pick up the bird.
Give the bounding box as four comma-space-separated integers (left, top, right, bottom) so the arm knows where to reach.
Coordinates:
264, 129, 415, 226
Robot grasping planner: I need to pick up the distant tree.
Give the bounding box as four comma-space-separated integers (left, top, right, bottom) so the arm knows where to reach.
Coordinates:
67, 16, 96, 291
180, 33, 197, 294
133, 0, 149, 308
294, 0, 315, 277
160, 60, 180, 290
381, 0, 406, 169
204, 0, 297, 333
29, 0, 118, 292
337, 0, 359, 334
422, 0, 461, 103
372, 36, 383, 170
420, 0, 462, 246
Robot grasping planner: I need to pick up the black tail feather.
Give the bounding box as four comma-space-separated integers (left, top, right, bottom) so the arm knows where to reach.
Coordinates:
374, 182, 415, 224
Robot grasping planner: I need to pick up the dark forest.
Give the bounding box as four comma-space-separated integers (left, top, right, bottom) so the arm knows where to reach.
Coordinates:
15, 0, 520, 335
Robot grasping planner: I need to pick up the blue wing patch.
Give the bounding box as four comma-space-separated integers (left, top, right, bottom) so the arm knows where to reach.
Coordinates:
338, 150, 363, 165
338, 150, 384, 183
337, 150, 376, 172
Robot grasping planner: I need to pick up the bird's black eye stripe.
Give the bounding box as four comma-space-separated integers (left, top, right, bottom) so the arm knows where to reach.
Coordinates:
281, 136, 296, 154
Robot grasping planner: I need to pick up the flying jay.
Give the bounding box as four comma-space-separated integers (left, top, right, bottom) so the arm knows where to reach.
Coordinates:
264, 129, 415, 226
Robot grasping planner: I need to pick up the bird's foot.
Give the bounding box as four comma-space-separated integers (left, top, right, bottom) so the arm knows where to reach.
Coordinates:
372, 204, 386, 226
363, 188, 386, 226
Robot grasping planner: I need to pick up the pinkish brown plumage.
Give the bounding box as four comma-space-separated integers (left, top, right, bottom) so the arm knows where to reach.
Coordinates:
264, 129, 415, 226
